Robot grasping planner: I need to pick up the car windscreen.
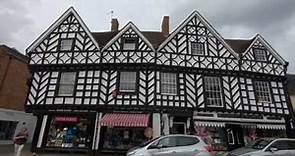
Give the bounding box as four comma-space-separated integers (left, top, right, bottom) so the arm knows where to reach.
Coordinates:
251, 139, 273, 149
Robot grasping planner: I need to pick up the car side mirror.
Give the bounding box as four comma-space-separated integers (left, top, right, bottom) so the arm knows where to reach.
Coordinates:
269, 147, 278, 152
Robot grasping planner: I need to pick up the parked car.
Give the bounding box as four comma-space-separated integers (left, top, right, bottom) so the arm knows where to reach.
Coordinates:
228, 138, 295, 156
126, 134, 212, 156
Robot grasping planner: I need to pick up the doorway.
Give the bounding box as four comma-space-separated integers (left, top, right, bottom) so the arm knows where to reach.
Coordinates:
171, 122, 186, 134
226, 124, 244, 150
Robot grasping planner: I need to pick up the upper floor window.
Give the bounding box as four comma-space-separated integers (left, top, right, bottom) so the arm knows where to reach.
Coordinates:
123, 38, 137, 50
161, 73, 177, 94
60, 39, 74, 51
253, 48, 267, 61
254, 81, 271, 103
191, 42, 204, 55
58, 72, 76, 96
119, 71, 137, 92
204, 76, 223, 107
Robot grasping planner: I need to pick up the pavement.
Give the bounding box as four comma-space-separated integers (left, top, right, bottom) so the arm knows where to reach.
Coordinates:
0, 144, 124, 156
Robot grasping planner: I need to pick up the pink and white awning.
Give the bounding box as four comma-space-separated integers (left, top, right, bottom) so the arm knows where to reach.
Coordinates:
100, 113, 149, 127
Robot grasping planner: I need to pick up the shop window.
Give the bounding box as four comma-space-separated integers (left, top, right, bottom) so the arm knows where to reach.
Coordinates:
161, 72, 177, 94
58, 72, 76, 96
46, 116, 91, 148
123, 38, 137, 50
191, 42, 204, 55
0, 120, 18, 140
103, 128, 146, 150
253, 48, 267, 61
119, 71, 137, 92
254, 81, 271, 103
59, 39, 74, 51
204, 76, 223, 107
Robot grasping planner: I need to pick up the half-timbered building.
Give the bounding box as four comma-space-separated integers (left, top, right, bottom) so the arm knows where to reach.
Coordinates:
26, 7, 293, 152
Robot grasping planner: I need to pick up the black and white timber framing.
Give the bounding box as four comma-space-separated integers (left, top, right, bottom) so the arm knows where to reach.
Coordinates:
25, 7, 294, 150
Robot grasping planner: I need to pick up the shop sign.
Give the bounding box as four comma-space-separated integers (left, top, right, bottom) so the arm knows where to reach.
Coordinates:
55, 116, 79, 123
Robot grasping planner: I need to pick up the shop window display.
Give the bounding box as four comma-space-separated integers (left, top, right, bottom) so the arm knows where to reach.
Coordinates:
103, 128, 146, 150
46, 116, 91, 148
195, 126, 228, 151
0, 120, 18, 140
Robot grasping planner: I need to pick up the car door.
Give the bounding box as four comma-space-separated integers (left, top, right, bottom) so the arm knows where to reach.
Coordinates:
147, 136, 178, 156
172, 136, 200, 156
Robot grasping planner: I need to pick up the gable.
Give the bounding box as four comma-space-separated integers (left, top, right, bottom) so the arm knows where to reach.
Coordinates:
241, 35, 287, 76
101, 22, 155, 64
27, 7, 100, 65
157, 11, 239, 70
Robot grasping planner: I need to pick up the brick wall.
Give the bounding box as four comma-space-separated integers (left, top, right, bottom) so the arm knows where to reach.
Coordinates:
0, 46, 30, 111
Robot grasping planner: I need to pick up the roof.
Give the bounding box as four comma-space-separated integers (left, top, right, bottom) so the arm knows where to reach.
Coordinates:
287, 74, 295, 95
91, 31, 167, 49
0, 45, 29, 63
225, 39, 254, 54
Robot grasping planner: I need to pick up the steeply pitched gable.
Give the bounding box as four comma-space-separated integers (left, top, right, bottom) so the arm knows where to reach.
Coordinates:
27, 7, 100, 64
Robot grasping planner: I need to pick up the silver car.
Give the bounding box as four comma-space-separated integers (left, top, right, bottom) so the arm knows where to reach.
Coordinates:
229, 138, 295, 156
126, 134, 212, 156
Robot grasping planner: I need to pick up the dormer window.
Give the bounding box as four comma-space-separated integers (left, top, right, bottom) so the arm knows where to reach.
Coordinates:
191, 42, 204, 55
123, 38, 137, 50
253, 48, 267, 61
60, 39, 74, 51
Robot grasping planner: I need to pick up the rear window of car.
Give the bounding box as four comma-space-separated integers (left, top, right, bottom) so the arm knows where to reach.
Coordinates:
176, 136, 199, 146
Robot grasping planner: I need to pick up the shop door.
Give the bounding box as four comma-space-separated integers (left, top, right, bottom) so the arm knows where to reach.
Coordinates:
226, 124, 244, 150
171, 122, 186, 134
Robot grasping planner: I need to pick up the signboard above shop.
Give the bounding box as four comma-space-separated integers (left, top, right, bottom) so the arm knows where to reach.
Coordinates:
54, 116, 80, 123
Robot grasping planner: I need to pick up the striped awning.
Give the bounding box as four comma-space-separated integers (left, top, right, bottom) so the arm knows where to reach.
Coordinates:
257, 124, 286, 130
100, 113, 149, 127
195, 121, 225, 127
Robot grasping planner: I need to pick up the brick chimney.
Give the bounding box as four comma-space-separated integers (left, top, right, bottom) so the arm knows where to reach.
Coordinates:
111, 18, 119, 31
161, 16, 169, 37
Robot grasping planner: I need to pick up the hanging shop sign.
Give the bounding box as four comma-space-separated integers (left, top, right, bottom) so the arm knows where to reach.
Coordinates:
54, 116, 80, 123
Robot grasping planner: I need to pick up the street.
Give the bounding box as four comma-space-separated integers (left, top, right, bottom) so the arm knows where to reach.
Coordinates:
0, 144, 124, 156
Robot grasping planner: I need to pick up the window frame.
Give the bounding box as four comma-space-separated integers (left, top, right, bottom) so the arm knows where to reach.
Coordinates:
160, 72, 178, 95
253, 48, 267, 62
59, 38, 74, 51
190, 41, 205, 55
203, 76, 224, 108
118, 71, 138, 93
254, 80, 272, 103
57, 72, 77, 96
121, 37, 138, 51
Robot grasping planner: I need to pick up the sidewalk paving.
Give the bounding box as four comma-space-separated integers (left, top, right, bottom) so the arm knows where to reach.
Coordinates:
0, 144, 124, 156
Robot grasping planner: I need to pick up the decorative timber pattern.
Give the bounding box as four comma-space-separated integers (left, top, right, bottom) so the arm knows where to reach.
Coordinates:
241, 36, 286, 76
157, 12, 239, 71
27, 9, 99, 65
26, 8, 290, 117
101, 23, 155, 64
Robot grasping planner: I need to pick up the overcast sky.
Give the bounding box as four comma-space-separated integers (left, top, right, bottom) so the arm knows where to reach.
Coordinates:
1, 0, 295, 73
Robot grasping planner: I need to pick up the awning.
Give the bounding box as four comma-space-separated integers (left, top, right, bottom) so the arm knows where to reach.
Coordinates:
257, 124, 286, 130
100, 113, 149, 127
195, 121, 225, 127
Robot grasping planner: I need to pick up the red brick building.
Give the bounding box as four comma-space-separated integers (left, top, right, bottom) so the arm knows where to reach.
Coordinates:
0, 45, 36, 144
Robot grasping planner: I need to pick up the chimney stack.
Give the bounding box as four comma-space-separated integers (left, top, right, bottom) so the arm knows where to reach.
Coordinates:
161, 16, 169, 37
111, 18, 119, 31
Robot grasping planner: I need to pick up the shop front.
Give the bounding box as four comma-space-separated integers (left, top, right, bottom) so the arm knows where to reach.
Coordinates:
33, 113, 95, 152
193, 112, 287, 152
98, 113, 151, 151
